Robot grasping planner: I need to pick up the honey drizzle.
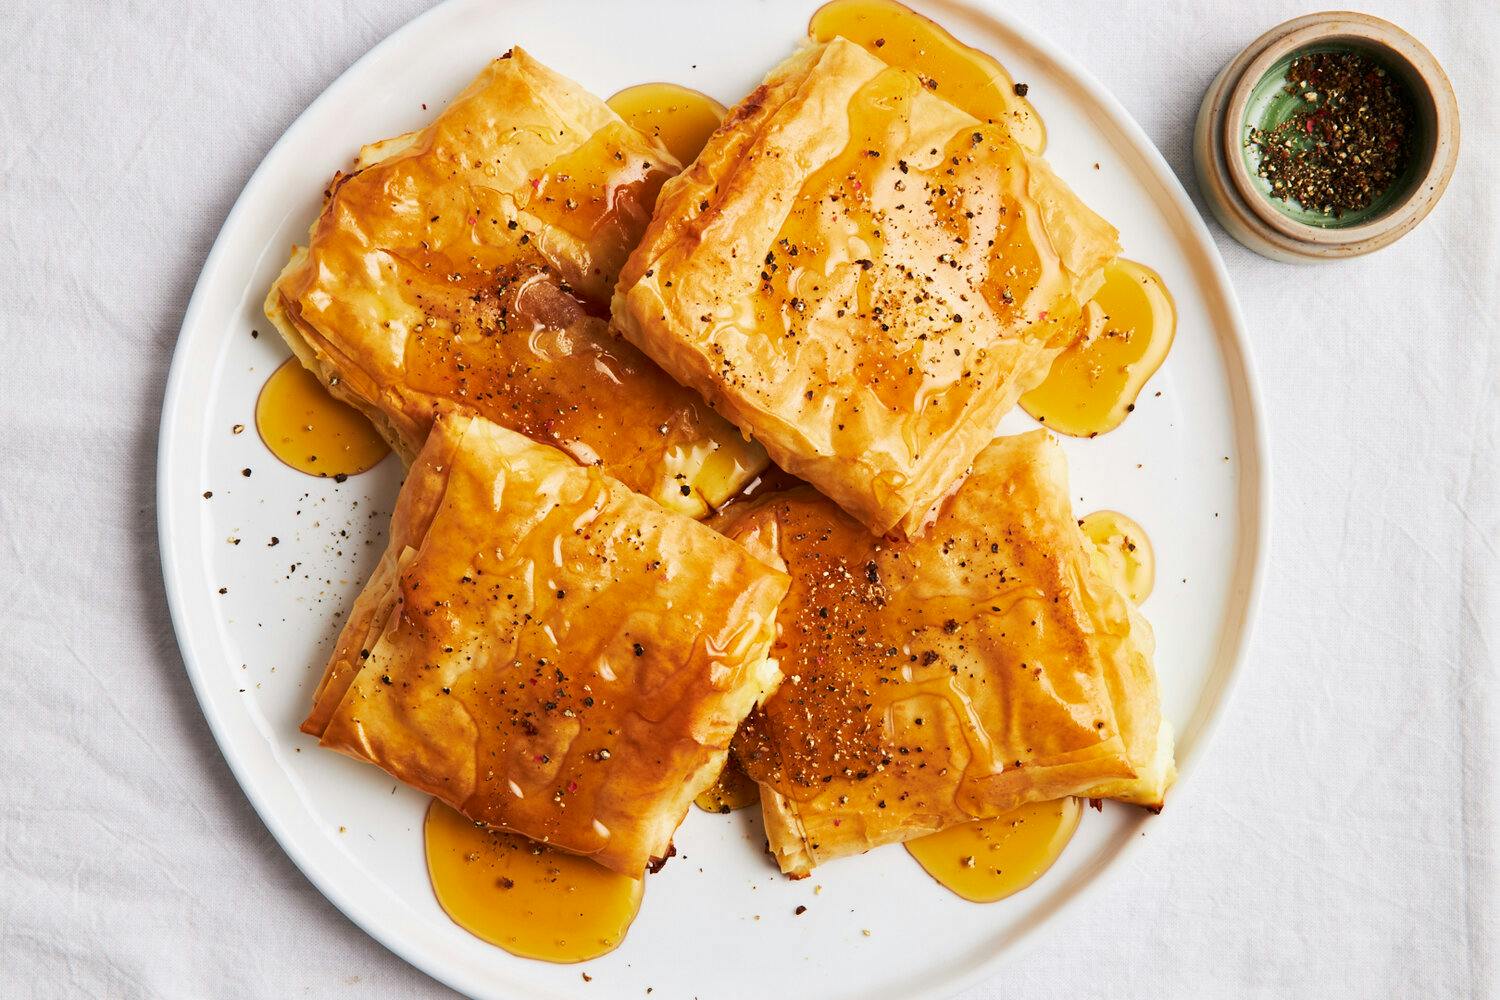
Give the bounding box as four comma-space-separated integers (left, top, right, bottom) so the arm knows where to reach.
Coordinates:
809, 0, 1045, 153
345, 113, 762, 512
400, 250, 760, 511
1080, 509, 1155, 603
905, 797, 1081, 902
254, 357, 389, 478
525, 120, 672, 286
1021, 259, 1176, 438
608, 83, 727, 166
751, 64, 1061, 438
424, 799, 644, 963
730, 486, 1115, 821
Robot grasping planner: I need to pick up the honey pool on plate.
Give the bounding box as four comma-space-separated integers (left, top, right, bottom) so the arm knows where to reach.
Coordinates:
693, 755, 760, 813
1022, 259, 1176, 438
425, 800, 644, 963
809, 0, 1044, 153
1081, 508, 1156, 604
608, 83, 726, 165
906, 798, 1082, 903
255, 358, 389, 477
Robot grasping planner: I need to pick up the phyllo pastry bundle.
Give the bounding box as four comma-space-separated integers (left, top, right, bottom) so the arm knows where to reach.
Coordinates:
265, 48, 765, 517
613, 37, 1119, 537
715, 430, 1173, 876
303, 410, 789, 875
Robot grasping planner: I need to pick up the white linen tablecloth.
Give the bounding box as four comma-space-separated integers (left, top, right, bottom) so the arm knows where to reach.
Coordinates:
1, 1, 1495, 997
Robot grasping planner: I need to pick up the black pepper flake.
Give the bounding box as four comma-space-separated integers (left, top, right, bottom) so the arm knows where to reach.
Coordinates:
633, 643, 645, 656
1013, 82, 1029, 97
241, 468, 252, 477
794, 905, 807, 915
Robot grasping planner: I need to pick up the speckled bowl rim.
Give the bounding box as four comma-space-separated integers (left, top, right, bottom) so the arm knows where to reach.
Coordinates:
1209, 12, 1459, 259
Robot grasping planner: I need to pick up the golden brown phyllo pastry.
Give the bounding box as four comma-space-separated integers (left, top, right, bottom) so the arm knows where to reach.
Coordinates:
303, 410, 789, 876
715, 430, 1172, 877
265, 48, 766, 517
613, 37, 1119, 537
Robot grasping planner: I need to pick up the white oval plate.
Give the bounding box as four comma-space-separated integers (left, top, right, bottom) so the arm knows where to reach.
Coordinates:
158, 1, 1268, 997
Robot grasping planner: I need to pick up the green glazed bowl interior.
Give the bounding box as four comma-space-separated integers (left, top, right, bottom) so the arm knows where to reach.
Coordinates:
1238, 41, 1431, 231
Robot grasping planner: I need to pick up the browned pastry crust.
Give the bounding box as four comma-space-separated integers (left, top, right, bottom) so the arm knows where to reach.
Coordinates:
307, 410, 789, 876
715, 430, 1172, 876
265, 48, 766, 517
613, 38, 1118, 536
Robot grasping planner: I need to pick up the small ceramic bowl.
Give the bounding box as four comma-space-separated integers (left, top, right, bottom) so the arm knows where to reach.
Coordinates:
1194, 11, 1459, 262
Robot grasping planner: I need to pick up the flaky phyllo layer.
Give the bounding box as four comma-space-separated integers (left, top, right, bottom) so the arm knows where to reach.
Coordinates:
279, 37, 1172, 887
265, 48, 766, 518
717, 431, 1172, 876
614, 38, 1119, 537
304, 411, 788, 876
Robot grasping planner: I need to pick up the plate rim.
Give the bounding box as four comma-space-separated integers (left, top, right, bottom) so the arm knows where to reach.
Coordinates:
156, 1, 1271, 997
